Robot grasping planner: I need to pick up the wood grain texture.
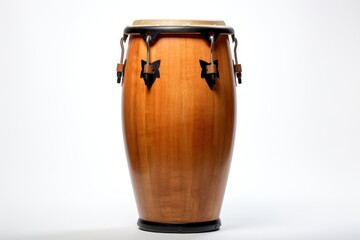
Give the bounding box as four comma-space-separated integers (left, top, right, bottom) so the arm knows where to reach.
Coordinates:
122, 34, 236, 223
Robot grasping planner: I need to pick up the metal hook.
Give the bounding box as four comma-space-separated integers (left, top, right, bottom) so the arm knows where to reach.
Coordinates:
120, 37, 125, 64
146, 35, 151, 64
117, 37, 126, 84
233, 37, 238, 65
209, 35, 215, 64
232, 36, 242, 84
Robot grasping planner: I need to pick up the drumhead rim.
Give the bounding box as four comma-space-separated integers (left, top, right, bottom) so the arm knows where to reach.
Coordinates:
122, 20, 235, 43
132, 19, 226, 27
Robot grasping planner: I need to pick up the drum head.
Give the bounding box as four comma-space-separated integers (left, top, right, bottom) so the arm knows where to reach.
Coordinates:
123, 19, 234, 43
131, 19, 226, 27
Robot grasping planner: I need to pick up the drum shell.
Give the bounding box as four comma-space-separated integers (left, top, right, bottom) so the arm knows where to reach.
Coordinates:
122, 34, 236, 223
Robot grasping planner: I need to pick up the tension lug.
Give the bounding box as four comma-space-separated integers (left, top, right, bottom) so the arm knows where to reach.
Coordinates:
200, 60, 219, 90
140, 60, 160, 90
234, 64, 242, 84
116, 63, 125, 84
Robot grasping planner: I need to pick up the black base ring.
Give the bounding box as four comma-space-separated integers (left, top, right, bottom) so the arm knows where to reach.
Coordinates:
137, 218, 221, 233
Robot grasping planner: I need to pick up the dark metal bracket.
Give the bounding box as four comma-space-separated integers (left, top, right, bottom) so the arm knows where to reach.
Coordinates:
140, 60, 160, 90
139, 35, 160, 90
199, 35, 219, 90
199, 60, 219, 89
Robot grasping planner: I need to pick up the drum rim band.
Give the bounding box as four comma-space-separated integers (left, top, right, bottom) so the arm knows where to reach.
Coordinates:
123, 25, 235, 44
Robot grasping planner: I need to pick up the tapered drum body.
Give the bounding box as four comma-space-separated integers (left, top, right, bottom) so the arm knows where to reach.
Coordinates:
120, 20, 238, 233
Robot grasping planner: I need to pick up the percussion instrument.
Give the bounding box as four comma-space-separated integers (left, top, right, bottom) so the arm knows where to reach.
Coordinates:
116, 19, 241, 233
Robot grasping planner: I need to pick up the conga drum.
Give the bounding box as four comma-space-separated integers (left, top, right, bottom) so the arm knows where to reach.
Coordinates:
116, 20, 242, 233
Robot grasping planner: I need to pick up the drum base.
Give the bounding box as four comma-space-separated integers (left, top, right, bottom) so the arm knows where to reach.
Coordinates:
137, 218, 221, 233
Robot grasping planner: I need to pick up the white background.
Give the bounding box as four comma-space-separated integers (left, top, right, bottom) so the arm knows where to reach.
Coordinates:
1, 0, 360, 239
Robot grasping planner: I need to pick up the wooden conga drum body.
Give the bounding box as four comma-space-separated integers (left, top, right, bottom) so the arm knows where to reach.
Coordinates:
118, 20, 241, 233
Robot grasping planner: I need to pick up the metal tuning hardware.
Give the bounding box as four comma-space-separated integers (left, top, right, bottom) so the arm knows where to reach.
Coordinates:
116, 37, 126, 85
232, 35, 242, 85
199, 34, 219, 90
140, 35, 160, 90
